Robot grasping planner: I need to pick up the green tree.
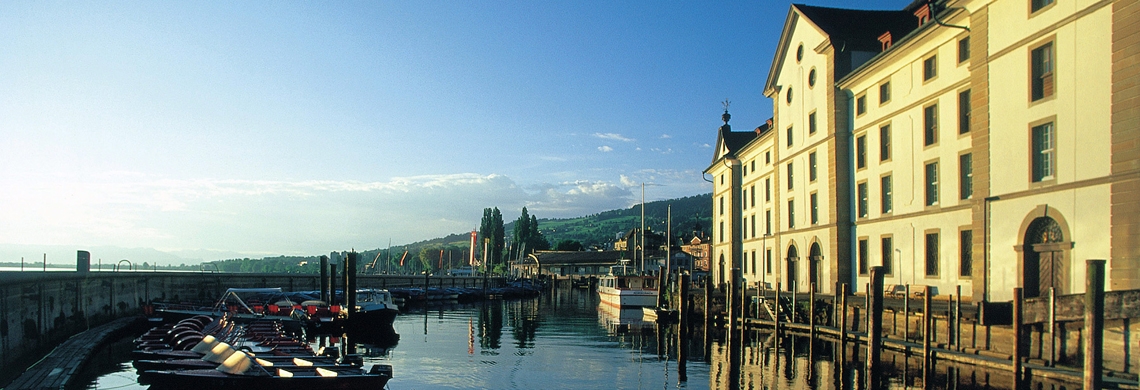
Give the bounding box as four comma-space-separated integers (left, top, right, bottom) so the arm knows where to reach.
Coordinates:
479, 207, 505, 272
554, 239, 584, 251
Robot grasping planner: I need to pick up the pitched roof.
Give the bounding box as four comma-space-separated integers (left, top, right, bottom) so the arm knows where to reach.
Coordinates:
792, 4, 917, 53
708, 119, 771, 169
528, 251, 623, 266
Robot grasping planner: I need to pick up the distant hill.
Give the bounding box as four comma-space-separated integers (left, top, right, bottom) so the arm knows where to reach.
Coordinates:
536, 193, 711, 249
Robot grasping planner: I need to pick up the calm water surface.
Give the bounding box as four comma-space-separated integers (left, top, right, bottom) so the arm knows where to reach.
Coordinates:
74, 288, 1069, 389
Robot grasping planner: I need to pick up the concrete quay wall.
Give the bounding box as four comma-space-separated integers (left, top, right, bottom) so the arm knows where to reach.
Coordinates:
0, 271, 493, 382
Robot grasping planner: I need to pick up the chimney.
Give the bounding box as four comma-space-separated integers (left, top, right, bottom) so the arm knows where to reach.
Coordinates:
878, 31, 893, 51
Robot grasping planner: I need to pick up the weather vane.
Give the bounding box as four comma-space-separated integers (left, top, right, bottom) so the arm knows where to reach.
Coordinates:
722, 99, 731, 112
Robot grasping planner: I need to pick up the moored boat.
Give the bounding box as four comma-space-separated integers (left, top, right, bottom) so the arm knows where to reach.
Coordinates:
596, 263, 658, 309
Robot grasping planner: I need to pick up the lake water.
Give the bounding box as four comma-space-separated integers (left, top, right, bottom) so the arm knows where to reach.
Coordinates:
72, 288, 1067, 389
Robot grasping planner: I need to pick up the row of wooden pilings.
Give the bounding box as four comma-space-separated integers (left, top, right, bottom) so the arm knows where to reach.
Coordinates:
702, 260, 1109, 389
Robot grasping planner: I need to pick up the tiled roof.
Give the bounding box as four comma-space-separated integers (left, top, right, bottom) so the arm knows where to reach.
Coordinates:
793, 4, 917, 52
530, 251, 624, 266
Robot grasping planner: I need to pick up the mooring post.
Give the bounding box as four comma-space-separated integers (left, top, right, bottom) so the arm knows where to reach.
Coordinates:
809, 282, 816, 335
864, 283, 871, 333
1085, 259, 1106, 390
839, 283, 848, 341
1012, 287, 1023, 387
1049, 286, 1056, 366
679, 271, 690, 360
320, 255, 329, 303
923, 285, 932, 369
658, 266, 666, 309
955, 285, 962, 348
868, 266, 885, 382
904, 285, 911, 341
728, 268, 742, 390
774, 282, 782, 334
346, 252, 358, 317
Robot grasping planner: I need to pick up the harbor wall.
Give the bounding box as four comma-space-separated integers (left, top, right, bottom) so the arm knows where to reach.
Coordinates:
0, 271, 494, 383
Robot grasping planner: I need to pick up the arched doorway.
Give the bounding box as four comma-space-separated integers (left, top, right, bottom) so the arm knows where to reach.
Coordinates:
786, 245, 799, 291
1022, 217, 1067, 298
808, 242, 822, 292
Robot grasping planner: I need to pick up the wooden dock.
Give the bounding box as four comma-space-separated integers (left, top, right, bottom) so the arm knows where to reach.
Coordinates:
6, 316, 142, 390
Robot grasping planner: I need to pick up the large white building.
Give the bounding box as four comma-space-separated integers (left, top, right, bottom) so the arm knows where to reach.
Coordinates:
707, 0, 1140, 301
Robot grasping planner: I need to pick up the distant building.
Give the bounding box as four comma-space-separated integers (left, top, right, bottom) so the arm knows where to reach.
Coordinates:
681, 235, 711, 272
514, 250, 625, 278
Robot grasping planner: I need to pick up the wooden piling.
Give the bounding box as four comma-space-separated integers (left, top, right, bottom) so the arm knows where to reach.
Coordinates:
774, 282, 781, 334
955, 285, 962, 348
867, 267, 885, 380
1085, 259, 1106, 390
1012, 287, 1023, 386
904, 285, 910, 341
320, 255, 329, 303
839, 283, 847, 340
657, 266, 666, 308
678, 271, 690, 382
346, 252, 357, 316
809, 282, 816, 335
923, 286, 932, 368
728, 268, 742, 390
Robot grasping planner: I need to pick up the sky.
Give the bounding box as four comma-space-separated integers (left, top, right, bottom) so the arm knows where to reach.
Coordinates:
0, 0, 907, 262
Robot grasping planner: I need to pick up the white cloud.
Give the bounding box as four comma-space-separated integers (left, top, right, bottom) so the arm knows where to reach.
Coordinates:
592, 133, 634, 142
597, 145, 613, 152
659, 134, 672, 139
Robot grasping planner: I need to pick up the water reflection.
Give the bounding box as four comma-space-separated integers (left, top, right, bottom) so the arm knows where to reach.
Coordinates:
708, 329, 1085, 390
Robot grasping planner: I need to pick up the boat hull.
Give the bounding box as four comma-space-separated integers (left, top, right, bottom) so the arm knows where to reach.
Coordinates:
597, 287, 657, 308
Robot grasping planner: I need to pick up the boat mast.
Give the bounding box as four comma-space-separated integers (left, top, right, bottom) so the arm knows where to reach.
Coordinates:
640, 182, 645, 274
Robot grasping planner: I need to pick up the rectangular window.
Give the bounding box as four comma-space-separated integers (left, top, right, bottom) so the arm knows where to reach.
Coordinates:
742, 189, 747, 210
765, 178, 771, 202
750, 185, 756, 207
788, 200, 795, 229
960, 230, 973, 277
923, 55, 937, 81
810, 193, 819, 224
751, 250, 757, 276
879, 82, 891, 104
925, 161, 939, 206
959, 90, 971, 134
1032, 0, 1054, 13
1031, 42, 1054, 101
719, 196, 724, 215
809, 152, 818, 182
925, 232, 940, 277
787, 126, 794, 147
960, 153, 973, 200
857, 182, 868, 218
857, 94, 867, 115
858, 238, 869, 275
808, 112, 817, 134
765, 210, 771, 235
787, 163, 794, 190
719, 221, 724, 243
958, 37, 970, 63
743, 251, 748, 274
856, 135, 867, 169
1032, 122, 1055, 182
765, 151, 771, 165
751, 215, 756, 238
881, 237, 893, 274
766, 248, 772, 274
880, 125, 891, 161
742, 214, 747, 237
881, 175, 893, 214
924, 104, 938, 146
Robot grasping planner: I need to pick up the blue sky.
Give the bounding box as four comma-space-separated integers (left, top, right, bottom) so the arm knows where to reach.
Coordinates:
0, 0, 906, 261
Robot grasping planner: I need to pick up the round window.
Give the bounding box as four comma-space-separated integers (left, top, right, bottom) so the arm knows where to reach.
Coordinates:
786, 87, 793, 104
796, 44, 804, 62
808, 68, 816, 87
